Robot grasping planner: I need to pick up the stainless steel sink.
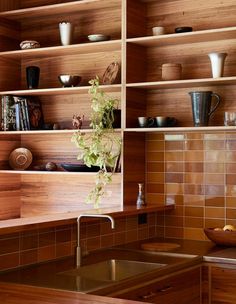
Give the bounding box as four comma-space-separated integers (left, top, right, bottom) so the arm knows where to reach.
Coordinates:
58, 259, 166, 282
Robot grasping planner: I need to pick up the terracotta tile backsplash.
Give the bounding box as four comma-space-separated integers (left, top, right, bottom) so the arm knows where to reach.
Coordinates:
0, 214, 159, 271
146, 132, 236, 241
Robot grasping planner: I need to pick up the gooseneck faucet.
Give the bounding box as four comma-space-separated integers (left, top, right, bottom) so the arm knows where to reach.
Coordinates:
76, 214, 115, 267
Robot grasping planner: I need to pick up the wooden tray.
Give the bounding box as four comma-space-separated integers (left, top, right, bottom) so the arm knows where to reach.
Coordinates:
141, 242, 180, 252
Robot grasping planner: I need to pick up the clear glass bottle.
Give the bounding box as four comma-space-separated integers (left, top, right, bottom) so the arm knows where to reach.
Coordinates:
136, 183, 145, 208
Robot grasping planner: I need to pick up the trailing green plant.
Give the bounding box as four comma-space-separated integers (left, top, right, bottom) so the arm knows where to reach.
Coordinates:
72, 76, 121, 207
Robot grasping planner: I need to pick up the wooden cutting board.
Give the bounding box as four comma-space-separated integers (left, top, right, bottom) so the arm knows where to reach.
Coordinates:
141, 242, 181, 252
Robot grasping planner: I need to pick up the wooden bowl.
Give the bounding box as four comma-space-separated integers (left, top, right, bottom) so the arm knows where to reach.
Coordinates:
9, 148, 33, 170
204, 228, 236, 246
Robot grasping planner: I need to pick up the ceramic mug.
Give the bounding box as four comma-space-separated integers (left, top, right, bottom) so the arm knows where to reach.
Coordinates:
152, 26, 165, 36
138, 117, 155, 128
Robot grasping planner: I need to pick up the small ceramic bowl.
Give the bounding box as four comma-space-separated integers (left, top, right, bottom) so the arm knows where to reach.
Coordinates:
20, 40, 40, 49
58, 75, 81, 87
88, 34, 110, 42
9, 147, 33, 170
175, 27, 193, 33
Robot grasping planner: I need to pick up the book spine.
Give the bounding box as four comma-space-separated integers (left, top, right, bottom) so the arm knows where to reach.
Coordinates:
4, 96, 8, 131
23, 98, 30, 130
19, 101, 25, 131
20, 99, 28, 130
15, 103, 20, 131
1, 96, 4, 131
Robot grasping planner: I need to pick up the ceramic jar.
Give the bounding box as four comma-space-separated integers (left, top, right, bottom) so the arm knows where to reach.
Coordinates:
161, 63, 182, 80
59, 21, 73, 46
208, 52, 227, 78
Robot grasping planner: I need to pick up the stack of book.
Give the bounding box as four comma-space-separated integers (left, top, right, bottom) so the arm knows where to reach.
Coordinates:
1, 95, 44, 131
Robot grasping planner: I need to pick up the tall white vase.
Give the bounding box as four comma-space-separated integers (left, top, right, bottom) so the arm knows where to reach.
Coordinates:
59, 22, 73, 46
208, 52, 227, 78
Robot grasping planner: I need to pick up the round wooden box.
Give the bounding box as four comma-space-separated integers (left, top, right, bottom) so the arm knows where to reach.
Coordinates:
161, 63, 182, 81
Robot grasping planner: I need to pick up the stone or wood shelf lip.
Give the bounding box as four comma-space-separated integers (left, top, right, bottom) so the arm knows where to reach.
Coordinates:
0, 0, 120, 21
125, 126, 236, 132
0, 84, 121, 96
0, 129, 121, 136
0, 170, 122, 175
0, 40, 121, 59
126, 26, 236, 47
0, 204, 173, 232
126, 77, 236, 90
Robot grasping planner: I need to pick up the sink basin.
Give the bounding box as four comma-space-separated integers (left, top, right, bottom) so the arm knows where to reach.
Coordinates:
58, 259, 166, 282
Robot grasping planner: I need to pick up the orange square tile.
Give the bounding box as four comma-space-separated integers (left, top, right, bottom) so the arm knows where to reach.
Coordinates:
0, 237, 19, 255
147, 183, 164, 193
185, 217, 204, 228
226, 140, 236, 150
147, 172, 164, 183
205, 196, 225, 207
20, 249, 37, 266
166, 183, 183, 195
184, 228, 205, 241
184, 195, 205, 206
184, 173, 204, 184
226, 151, 236, 162
186, 133, 203, 140
226, 174, 236, 185
205, 185, 224, 196
185, 151, 204, 162
185, 206, 204, 217
204, 133, 225, 140
56, 242, 72, 258
101, 234, 114, 248
166, 195, 183, 206
126, 216, 138, 230
38, 245, 56, 262
165, 152, 184, 161
205, 151, 225, 162
184, 184, 204, 195
226, 197, 236, 208
226, 163, 236, 173
146, 193, 165, 205
185, 140, 204, 150
86, 237, 100, 252
204, 218, 225, 228
165, 141, 184, 151
185, 162, 204, 172
146, 141, 164, 152
146, 152, 164, 162
205, 174, 225, 185
226, 185, 236, 196
146, 133, 164, 140
204, 163, 225, 173
138, 227, 149, 240
165, 216, 184, 227
0, 252, 19, 271
205, 207, 225, 219
165, 162, 184, 172
114, 232, 126, 245
165, 227, 184, 238
165, 173, 184, 183
226, 208, 236, 219
125, 229, 138, 243
168, 206, 184, 216
146, 162, 164, 172
205, 140, 225, 150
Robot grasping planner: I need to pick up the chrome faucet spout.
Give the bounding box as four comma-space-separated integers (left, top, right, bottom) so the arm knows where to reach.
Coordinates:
76, 214, 115, 267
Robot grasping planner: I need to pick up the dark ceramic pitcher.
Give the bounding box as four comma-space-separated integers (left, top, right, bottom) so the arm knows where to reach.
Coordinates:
189, 91, 221, 126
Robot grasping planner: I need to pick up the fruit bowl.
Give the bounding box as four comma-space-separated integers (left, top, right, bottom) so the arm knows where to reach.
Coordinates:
204, 227, 236, 246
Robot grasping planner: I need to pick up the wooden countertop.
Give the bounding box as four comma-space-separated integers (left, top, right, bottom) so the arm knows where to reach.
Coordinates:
0, 282, 143, 304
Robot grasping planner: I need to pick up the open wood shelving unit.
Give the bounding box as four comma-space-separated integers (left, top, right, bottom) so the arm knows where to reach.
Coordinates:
0, 0, 236, 229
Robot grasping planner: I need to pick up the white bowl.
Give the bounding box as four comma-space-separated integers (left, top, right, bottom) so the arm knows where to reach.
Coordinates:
88, 34, 110, 42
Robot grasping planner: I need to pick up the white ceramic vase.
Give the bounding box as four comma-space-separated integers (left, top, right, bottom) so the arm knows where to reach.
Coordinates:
59, 22, 73, 46
208, 52, 227, 78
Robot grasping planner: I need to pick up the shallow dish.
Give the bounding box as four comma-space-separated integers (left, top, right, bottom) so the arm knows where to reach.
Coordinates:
88, 34, 110, 42
204, 228, 236, 246
9, 148, 33, 170
175, 26, 193, 33
58, 75, 81, 87
61, 163, 100, 172
20, 40, 40, 49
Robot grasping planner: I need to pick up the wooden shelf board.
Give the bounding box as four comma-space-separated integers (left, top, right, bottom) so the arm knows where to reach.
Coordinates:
0, 84, 121, 96
0, 204, 174, 231
125, 126, 236, 132
126, 77, 236, 90
0, 0, 120, 21
127, 26, 236, 47
0, 170, 121, 176
0, 128, 121, 135
0, 40, 121, 59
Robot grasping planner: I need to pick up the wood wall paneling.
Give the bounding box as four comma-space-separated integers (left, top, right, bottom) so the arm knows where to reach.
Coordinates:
126, 43, 147, 83
127, 0, 146, 38
126, 88, 147, 128
123, 132, 145, 205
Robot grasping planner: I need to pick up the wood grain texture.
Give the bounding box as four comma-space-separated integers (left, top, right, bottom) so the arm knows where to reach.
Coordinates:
0, 282, 142, 304
123, 132, 145, 205
211, 264, 236, 304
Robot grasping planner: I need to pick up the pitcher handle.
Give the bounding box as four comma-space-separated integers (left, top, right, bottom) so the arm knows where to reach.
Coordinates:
209, 93, 221, 117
